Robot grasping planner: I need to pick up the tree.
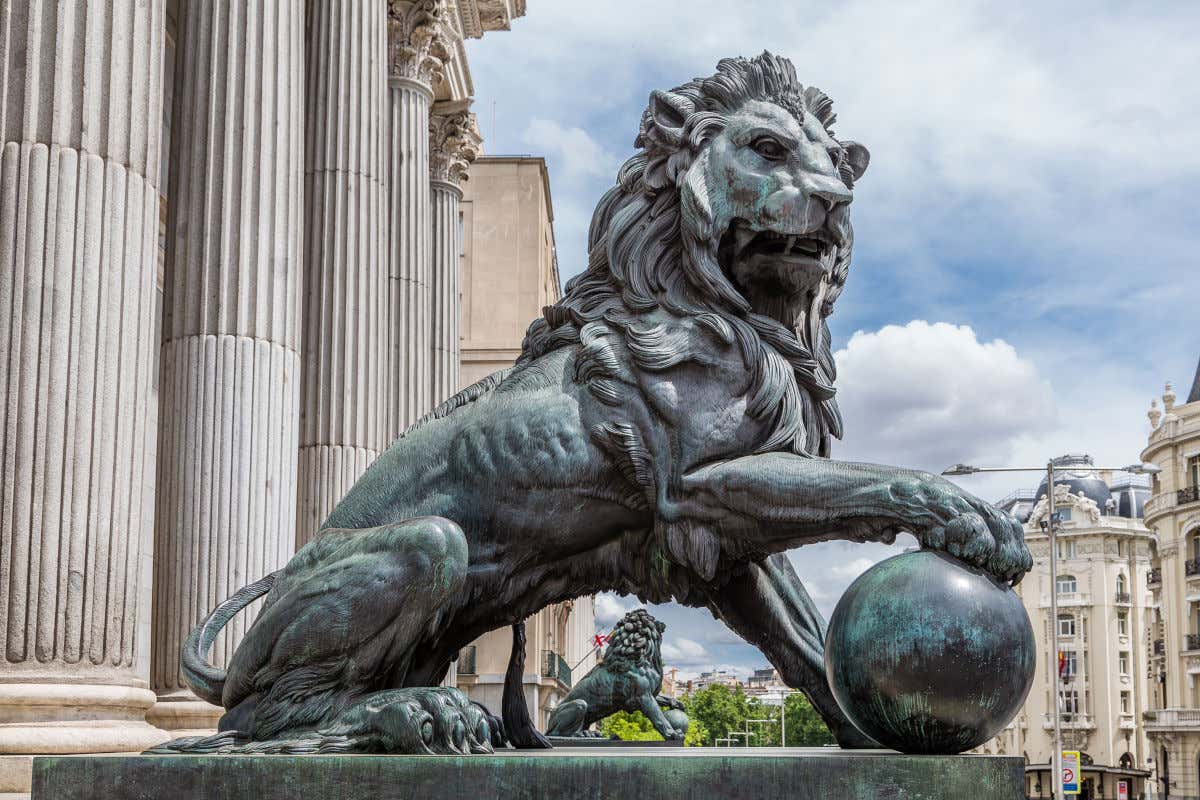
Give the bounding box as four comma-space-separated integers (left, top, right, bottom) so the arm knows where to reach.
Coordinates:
782, 692, 835, 746
678, 684, 751, 746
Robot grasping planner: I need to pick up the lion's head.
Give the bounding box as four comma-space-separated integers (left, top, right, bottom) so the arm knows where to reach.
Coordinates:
601, 609, 666, 674
520, 52, 868, 458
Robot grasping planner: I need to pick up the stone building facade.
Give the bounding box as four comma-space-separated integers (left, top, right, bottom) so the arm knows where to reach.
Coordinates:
1142, 369, 1200, 799
981, 455, 1155, 799
0, 1, 526, 794
452, 156, 597, 729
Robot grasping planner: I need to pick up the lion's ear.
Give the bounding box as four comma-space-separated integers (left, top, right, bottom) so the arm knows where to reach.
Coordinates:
841, 141, 870, 182
647, 90, 691, 143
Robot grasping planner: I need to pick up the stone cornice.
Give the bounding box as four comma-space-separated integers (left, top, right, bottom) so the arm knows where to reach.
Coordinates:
429, 103, 482, 187
388, 0, 452, 87
456, 0, 526, 39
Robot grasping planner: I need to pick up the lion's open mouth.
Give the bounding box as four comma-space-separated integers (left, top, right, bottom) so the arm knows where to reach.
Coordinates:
742, 229, 830, 262
719, 221, 836, 326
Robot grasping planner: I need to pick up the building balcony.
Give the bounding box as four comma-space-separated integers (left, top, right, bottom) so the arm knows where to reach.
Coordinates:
1115, 591, 1132, 604
1144, 708, 1200, 730
458, 645, 477, 676
1187, 634, 1200, 652
1119, 714, 1137, 731
1040, 592, 1091, 608
1043, 713, 1095, 730
1148, 567, 1162, 587
542, 650, 572, 689
1187, 558, 1200, 578
1180, 485, 1200, 506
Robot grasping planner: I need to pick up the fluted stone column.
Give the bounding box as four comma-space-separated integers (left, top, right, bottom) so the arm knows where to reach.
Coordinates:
297, 0, 390, 547
387, 0, 451, 437
429, 106, 481, 404
147, 0, 304, 736
0, 0, 169, 790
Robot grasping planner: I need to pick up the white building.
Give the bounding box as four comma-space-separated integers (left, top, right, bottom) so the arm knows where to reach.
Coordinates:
981, 454, 1154, 799
1142, 370, 1200, 799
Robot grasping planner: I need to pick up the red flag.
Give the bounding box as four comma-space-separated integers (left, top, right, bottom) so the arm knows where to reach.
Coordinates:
593, 633, 608, 648
1058, 651, 1066, 677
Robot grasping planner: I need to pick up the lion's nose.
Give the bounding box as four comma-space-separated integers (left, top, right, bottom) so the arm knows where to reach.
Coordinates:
811, 184, 851, 212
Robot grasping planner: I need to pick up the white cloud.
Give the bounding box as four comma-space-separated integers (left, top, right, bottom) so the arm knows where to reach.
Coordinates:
522, 119, 620, 181
834, 320, 1055, 472
661, 637, 711, 666
594, 592, 639, 629
829, 557, 879, 582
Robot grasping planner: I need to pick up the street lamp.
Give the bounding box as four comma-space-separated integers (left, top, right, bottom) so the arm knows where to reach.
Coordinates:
940, 459, 1161, 798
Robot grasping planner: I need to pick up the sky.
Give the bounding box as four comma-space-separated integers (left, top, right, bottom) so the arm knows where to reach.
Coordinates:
464, 1, 1200, 679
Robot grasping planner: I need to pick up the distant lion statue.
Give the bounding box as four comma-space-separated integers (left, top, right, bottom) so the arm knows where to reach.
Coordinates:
152, 52, 1030, 756
546, 609, 685, 740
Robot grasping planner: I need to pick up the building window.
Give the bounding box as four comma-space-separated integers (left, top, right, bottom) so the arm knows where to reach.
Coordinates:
1190, 455, 1200, 489
1118, 651, 1129, 675
1059, 689, 1080, 715
1120, 691, 1131, 714
1057, 575, 1077, 594
1058, 539, 1076, 559
1117, 610, 1128, 636
1117, 573, 1127, 595
1061, 650, 1078, 679
1057, 615, 1076, 637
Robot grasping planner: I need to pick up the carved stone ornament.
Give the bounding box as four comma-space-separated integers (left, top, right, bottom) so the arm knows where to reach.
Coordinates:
388, 0, 452, 86
1028, 483, 1102, 527
429, 107, 482, 186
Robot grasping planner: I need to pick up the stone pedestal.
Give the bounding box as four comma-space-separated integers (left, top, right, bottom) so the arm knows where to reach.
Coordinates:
147, 0, 305, 737
0, 1, 170, 794
385, 1, 451, 437
31, 750, 1026, 800
296, 0, 391, 547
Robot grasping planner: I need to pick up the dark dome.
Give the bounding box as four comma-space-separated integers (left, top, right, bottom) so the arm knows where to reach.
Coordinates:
1110, 475, 1151, 519
1033, 454, 1113, 510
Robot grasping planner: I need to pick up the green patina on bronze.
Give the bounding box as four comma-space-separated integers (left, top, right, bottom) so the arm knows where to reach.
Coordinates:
140, 52, 1033, 758
33, 752, 1026, 800
825, 551, 1035, 754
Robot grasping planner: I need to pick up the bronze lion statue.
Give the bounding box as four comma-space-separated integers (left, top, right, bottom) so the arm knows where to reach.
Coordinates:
545, 609, 685, 740
154, 52, 1031, 756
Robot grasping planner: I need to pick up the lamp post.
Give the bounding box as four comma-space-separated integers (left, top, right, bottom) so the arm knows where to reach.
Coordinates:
941, 460, 1160, 798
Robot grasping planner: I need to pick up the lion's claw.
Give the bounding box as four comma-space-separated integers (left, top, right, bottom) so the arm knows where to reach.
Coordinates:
901, 474, 1032, 587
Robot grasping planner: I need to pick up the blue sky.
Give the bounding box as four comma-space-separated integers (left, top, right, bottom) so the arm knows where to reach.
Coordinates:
465, 1, 1200, 678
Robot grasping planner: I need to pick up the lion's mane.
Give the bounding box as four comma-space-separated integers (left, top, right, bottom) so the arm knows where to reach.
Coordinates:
517, 52, 859, 458
599, 609, 664, 675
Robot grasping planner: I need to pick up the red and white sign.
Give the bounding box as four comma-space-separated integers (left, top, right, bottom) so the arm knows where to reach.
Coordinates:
1117, 780, 1128, 800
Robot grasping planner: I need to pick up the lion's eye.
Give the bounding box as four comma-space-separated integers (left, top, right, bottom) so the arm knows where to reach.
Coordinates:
751, 136, 787, 161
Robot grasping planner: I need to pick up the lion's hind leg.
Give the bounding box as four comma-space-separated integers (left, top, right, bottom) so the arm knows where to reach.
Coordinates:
173, 516, 470, 753
544, 699, 589, 737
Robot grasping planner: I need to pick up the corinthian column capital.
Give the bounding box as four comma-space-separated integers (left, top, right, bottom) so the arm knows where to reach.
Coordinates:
388, 0, 452, 87
429, 103, 483, 188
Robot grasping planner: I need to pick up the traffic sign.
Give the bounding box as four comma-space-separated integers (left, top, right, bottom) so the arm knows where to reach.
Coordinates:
1061, 750, 1081, 795
1117, 780, 1128, 800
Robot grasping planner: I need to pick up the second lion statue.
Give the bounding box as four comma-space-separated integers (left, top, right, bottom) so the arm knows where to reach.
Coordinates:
545, 609, 686, 740
154, 52, 1031, 756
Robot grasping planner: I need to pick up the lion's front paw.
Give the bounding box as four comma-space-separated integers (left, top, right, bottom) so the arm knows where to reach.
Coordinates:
893, 476, 1033, 585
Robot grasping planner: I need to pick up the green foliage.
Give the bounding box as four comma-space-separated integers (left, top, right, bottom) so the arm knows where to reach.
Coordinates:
676, 684, 834, 747
678, 684, 750, 746
683, 717, 708, 747
598, 710, 664, 741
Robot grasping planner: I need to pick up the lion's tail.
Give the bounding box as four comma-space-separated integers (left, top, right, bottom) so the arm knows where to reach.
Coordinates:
180, 572, 278, 706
